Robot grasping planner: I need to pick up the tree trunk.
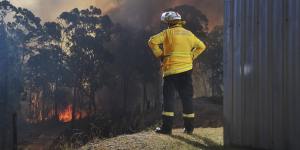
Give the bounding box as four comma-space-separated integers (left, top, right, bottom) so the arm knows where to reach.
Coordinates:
88, 88, 96, 116
1, 69, 8, 149
123, 75, 128, 113
143, 81, 147, 112
88, 94, 92, 116
211, 72, 215, 96
71, 87, 77, 128
201, 70, 208, 96
29, 90, 33, 120
54, 102, 58, 121
52, 85, 58, 121
91, 90, 96, 114
12, 113, 17, 150
41, 95, 45, 121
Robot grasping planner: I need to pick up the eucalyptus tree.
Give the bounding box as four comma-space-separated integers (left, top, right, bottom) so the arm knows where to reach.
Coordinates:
58, 6, 114, 116
0, 1, 42, 117
0, 1, 43, 148
26, 21, 68, 120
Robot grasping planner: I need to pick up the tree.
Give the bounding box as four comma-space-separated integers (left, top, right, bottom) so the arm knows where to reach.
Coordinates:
0, 1, 42, 148
26, 22, 66, 120
0, 1, 43, 100
58, 6, 114, 119
0, 20, 10, 150
201, 25, 224, 96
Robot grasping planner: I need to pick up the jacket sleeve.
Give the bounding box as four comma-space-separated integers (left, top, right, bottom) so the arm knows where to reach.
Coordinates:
192, 35, 206, 60
148, 31, 165, 58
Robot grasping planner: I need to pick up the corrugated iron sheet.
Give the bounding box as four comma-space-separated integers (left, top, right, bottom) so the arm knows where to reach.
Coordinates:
223, 0, 300, 149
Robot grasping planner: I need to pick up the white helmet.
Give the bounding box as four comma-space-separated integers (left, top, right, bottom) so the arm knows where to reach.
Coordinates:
161, 11, 182, 23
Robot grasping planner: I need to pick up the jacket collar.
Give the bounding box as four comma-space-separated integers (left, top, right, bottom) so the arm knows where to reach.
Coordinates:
168, 24, 183, 28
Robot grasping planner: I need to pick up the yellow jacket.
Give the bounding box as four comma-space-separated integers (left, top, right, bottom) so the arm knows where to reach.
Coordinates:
148, 25, 206, 77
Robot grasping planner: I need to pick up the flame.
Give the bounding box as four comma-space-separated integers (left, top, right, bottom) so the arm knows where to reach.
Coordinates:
59, 105, 73, 122
58, 104, 88, 123
75, 110, 88, 120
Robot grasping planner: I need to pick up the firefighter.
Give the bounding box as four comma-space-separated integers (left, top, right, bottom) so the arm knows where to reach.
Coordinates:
148, 11, 206, 134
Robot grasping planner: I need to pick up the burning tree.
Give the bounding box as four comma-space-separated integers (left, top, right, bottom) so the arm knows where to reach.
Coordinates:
25, 21, 66, 122
57, 6, 115, 122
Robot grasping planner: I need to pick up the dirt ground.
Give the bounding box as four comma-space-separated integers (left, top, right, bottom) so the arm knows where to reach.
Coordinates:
18, 123, 65, 150
81, 127, 225, 150
81, 97, 226, 150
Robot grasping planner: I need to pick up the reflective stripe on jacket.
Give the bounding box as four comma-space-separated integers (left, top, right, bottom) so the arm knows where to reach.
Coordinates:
148, 25, 206, 77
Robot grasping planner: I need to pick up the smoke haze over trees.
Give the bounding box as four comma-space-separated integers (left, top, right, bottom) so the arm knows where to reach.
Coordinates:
10, 0, 223, 31
0, 1, 223, 149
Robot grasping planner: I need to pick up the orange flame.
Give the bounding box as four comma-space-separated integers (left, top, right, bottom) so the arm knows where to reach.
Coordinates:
58, 104, 88, 123
59, 105, 73, 122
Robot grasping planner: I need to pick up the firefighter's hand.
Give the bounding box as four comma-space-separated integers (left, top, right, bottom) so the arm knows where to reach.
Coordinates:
160, 55, 169, 62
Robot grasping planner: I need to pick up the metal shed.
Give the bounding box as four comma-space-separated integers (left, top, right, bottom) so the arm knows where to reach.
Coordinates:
223, 0, 300, 149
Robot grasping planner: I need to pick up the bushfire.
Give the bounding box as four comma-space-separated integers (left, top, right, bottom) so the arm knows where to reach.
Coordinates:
58, 105, 72, 122
58, 105, 88, 123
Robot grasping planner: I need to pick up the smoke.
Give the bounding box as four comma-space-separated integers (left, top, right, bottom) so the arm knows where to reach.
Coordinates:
10, 0, 117, 21
108, 0, 223, 30
10, 0, 223, 30
171, 0, 224, 30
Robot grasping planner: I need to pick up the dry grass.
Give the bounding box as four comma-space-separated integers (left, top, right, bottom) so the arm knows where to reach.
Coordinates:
80, 127, 227, 150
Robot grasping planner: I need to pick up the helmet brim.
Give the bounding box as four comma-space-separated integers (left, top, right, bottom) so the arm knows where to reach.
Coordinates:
164, 19, 186, 25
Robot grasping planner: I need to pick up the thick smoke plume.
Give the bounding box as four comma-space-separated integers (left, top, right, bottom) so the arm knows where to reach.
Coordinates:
10, 0, 223, 30
109, 0, 223, 30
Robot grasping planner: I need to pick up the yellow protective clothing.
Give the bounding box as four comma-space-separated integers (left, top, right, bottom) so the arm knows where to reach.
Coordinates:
148, 25, 206, 77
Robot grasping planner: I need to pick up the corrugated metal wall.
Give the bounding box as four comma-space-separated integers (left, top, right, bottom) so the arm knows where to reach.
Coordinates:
223, 0, 300, 149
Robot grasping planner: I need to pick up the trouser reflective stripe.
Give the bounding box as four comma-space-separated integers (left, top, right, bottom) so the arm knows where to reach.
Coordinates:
182, 113, 195, 118
162, 111, 174, 117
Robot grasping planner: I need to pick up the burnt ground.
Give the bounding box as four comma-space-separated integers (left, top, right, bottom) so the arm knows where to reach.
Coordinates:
18, 97, 223, 150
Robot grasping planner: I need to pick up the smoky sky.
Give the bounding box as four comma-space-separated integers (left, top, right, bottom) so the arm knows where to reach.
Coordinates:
10, 0, 223, 30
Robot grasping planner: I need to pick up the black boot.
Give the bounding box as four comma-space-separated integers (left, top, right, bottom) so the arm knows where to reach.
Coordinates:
183, 117, 194, 134
155, 116, 173, 135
